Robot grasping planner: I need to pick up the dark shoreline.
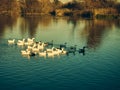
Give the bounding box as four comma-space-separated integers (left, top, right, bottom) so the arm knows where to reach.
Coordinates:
0, 9, 120, 20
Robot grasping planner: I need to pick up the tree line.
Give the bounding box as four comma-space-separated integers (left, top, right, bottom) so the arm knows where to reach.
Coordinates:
0, 0, 120, 16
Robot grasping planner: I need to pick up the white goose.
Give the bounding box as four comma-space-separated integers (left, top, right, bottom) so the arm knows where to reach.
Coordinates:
24, 41, 33, 46
17, 39, 25, 46
47, 51, 55, 57
46, 47, 54, 52
32, 47, 40, 53
33, 43, 37, 48
39, 51, 46, 57
61, 48, 67, 54
55, 48, 62, 54
17, 42, 24, 46
38, 44, 44, 50
53, 50, 60, 56
21, 49, 30, 56
8, 39, 15, 44
27, 46, 32, 50
27, 38, 35, 43
18, 38, 25, 43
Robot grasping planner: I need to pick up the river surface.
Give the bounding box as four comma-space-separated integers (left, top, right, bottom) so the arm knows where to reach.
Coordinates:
0, 16, 120, 90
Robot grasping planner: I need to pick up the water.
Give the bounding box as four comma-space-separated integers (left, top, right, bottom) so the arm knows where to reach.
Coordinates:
0, 16, 120, 90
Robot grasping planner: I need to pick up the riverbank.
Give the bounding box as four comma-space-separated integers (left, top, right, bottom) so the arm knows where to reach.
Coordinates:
0, 0, 120, 19
1, 10, 120, 20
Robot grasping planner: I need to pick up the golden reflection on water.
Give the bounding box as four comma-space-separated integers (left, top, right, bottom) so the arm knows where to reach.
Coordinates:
80, 19, 120, 49
0, 15, 120, 49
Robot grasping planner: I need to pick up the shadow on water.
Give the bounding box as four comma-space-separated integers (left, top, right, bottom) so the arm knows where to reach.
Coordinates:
0, 15, 120, 50
23, 16, 39, 38
0, 15, 18, 40
66, 17, 78, 41
80, 19, 120, 50
21, 16, 52, 38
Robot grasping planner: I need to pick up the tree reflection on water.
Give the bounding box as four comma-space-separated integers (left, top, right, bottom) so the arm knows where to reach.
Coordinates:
0, 15, 17, 40
81, 19, 120, 49
0, 15, 120, 49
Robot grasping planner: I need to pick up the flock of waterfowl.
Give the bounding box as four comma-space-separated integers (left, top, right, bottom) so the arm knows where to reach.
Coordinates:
8, 38, 87, 58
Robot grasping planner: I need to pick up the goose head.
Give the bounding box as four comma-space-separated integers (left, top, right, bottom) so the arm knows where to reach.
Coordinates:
32, 38, 35, 40
23, 38, 25, 41
52, 47, 55, 49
